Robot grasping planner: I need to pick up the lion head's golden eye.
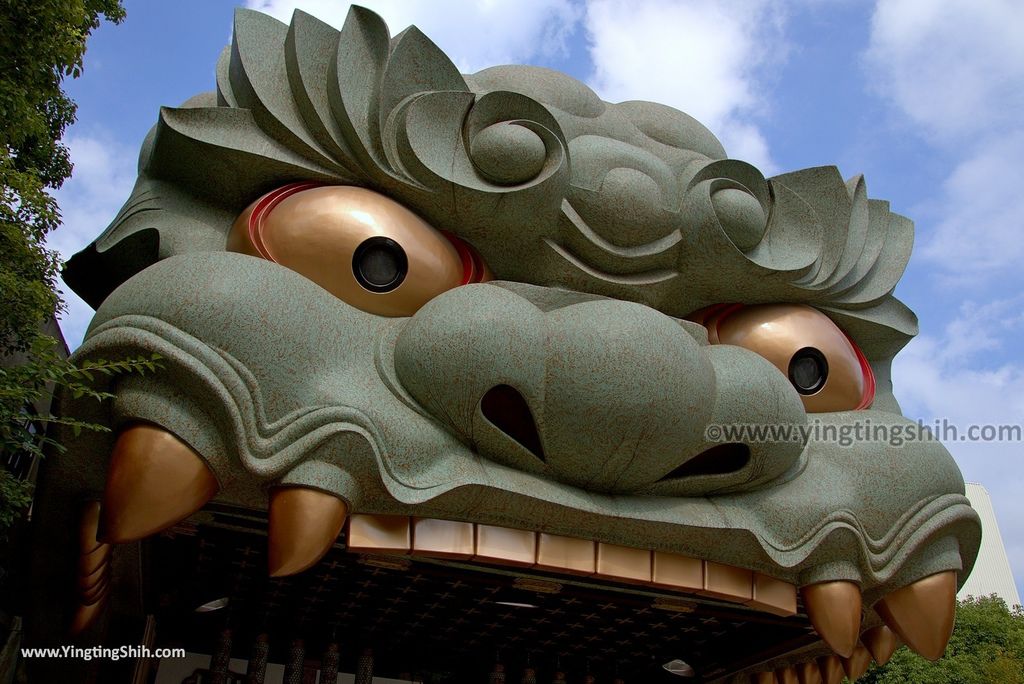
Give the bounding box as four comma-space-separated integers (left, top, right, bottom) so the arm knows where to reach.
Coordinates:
227, 184, 489, 316
691, 303, 875, 412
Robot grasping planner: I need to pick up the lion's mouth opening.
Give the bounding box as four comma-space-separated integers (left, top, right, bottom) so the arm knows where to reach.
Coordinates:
147, 504, 815, 683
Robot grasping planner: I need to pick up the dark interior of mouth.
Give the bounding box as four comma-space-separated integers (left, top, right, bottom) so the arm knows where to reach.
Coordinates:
659, 443, 751, 481
143, 505, 814, 683
481, 384, 546, 461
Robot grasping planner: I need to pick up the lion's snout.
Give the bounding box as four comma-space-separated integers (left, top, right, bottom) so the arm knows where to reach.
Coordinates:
394, 281, 807, 494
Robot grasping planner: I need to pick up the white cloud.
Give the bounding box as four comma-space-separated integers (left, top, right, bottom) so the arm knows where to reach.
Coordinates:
245, 0, 786, 171
919, 133, 1024, 281
865, 0, 1024, 142
865, 0, 1024, 284
584, 0, 787, 172
893, 296, 1024, 603
244, 0, 583, 73
49, 133, 137, 350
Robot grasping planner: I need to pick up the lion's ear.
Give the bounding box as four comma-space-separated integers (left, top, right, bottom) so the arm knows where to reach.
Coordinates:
61, 169, 243, 309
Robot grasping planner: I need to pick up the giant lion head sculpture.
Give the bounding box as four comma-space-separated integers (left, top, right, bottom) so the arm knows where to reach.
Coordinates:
39, 6, 979, 682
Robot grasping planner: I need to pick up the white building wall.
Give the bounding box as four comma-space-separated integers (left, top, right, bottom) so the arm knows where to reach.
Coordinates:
958, 483, 1021, 607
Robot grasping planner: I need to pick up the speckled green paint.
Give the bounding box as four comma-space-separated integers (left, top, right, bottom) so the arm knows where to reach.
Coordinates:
56, 5, 979, 611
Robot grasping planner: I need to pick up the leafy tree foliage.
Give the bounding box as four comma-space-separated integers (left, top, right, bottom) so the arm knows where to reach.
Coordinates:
1, 0, 125, 349
0, 0, 158, 533
862, 596, 1024, 684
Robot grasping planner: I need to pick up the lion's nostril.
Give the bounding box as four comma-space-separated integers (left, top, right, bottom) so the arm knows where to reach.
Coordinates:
659, 443, 751, 481
481, 385, 545, 462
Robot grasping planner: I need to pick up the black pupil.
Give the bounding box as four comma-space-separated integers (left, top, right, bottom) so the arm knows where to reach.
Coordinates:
788, 347, 828, 394
353, 237, 407, 292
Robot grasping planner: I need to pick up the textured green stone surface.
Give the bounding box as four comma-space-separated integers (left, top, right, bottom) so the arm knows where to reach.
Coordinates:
52, 5, 979, 610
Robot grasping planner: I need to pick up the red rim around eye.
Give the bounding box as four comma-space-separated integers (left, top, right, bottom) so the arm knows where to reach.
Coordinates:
846, 333, 876, 410
692, 303, 744, 344
688, 302, 742, 328
440, 231, 486, 285
248, 182, 323, 261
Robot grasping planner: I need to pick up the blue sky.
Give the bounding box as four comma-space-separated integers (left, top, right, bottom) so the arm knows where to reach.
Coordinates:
51, 0, 1024, 600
